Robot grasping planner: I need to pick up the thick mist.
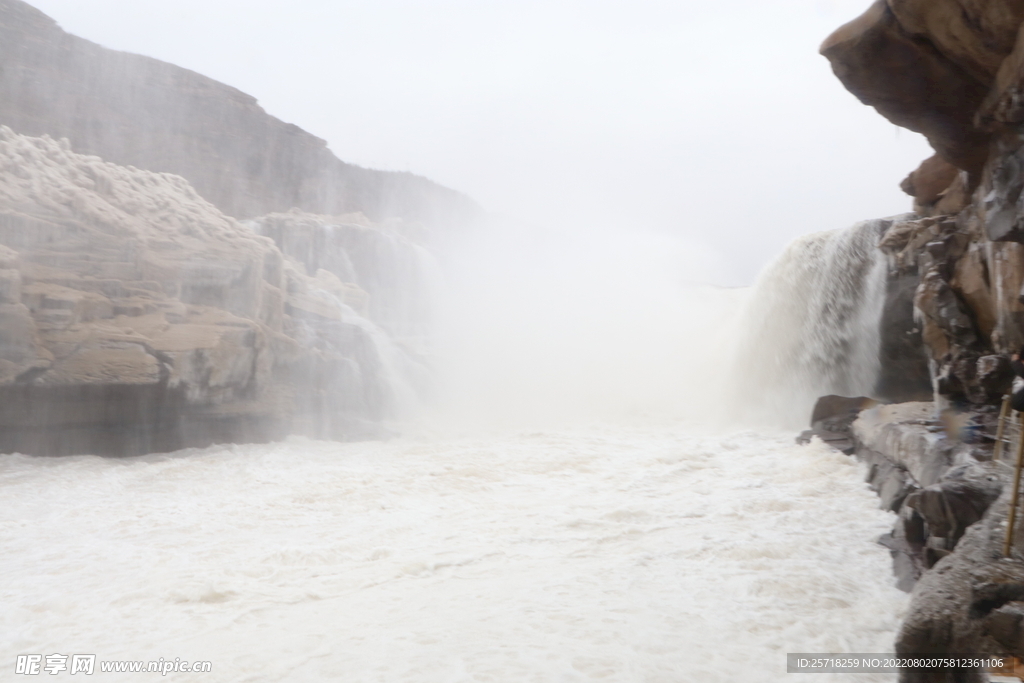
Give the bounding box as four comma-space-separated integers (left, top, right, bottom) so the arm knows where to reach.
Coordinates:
428, 218, 742, 430
424, 215, 889, 433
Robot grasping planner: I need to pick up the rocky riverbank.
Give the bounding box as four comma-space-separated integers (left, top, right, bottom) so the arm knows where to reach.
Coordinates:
817, 2, 1024, 677
808, 395, 1024, 681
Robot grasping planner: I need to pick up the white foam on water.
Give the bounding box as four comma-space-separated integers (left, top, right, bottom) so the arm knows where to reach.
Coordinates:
1, 424, 904, 682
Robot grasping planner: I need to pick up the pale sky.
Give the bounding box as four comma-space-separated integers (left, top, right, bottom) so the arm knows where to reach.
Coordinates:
25, 0, 933, 286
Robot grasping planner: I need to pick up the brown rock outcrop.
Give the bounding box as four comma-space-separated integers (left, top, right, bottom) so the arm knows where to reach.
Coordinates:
824, 4, 1024, 677
821, 1, 994, 174
0, 127, 421, 455
0, 0, 481, 235
901, 155, 960, 206
886, 0, 1024, 82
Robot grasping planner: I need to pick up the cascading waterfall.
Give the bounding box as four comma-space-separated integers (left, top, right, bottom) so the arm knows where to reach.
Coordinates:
245, 214, 436, 424
312, 287, 430, 420
728, 219, 890, 427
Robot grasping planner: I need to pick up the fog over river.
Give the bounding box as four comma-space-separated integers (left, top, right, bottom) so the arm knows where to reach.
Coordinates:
1, 218, 907, 682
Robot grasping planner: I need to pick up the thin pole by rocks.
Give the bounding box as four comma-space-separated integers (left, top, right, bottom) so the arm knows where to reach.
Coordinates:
995, 395, 1011, 462
1004, 411, 1024, 557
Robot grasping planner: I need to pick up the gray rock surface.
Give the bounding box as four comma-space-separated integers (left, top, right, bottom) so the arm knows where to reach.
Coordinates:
854, 403, 954, 488
897, 492, 1024, 682
843, 398, 1021, 680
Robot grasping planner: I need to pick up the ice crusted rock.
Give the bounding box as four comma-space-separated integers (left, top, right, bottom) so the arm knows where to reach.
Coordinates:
0, 127, 421, 455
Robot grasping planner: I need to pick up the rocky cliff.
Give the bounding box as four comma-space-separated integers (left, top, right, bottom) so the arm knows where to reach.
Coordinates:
0, 126, 427, 455
0, 0, 481, 234
0, 1, 464, 456
823, 0, 1024, 402
820, 2, 1024, 678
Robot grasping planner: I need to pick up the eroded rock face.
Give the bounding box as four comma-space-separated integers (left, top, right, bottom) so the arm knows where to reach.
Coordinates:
875, 216, 956, 401
823, 2, 1024, 675
887, 0, 1024, 82
248, 211, 436, 343
875, 212, 1022, 405
0, 127, 420, 455
901, 155, 962, 211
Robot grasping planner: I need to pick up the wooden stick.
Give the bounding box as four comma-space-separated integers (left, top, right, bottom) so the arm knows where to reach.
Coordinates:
1004, 411, 1024, 557
996, 395, 1011, 462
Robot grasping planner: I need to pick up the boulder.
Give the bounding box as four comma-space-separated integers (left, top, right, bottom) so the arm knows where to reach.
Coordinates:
896, 493, 1024, 682
900, 155, 961, 207
984, 600, 1024, 656
798, 395, 879, 454
810, 394, 879, 427
904, 463, 1003, 549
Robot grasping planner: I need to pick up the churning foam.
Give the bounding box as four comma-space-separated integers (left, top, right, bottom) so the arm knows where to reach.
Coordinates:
1, 424, 904, 682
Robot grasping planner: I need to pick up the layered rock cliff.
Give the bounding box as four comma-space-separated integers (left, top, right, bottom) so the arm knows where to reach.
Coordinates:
0, 0, 481, 234
821, 2, 1024, 677
0, 126, 427, 455
0, 1, 466, 457
823, 0, 1024, 402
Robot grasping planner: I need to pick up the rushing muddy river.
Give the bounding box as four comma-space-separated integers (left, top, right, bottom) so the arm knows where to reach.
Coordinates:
2, 422, 904, 682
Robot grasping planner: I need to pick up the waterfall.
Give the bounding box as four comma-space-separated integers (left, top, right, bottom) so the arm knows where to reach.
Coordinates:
727, 219, 890, 427
244, 213, 437, 425
311, 287, 430, 421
